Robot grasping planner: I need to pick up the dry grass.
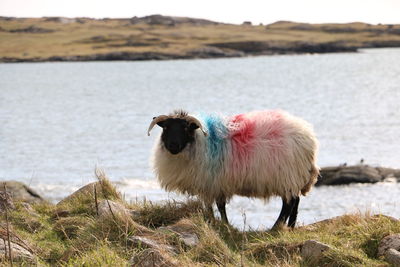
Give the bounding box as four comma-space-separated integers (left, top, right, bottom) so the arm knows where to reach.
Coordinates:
1, 16, 400, 61
1, 172, 399, 266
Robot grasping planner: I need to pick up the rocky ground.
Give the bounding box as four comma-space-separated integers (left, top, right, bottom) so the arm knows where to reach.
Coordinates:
0, 167, 400, 266
1, 15, 400, 63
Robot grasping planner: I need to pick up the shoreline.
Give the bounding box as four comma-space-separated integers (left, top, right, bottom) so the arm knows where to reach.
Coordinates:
3, 164, 400, 204
2, 15, 400, 63
0, 42, 359, 63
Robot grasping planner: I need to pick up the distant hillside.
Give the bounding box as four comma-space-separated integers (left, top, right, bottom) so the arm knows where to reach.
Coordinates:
1, 15, 400, 62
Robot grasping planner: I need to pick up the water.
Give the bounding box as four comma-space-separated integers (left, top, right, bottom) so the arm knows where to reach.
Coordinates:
1, 48, 400, 229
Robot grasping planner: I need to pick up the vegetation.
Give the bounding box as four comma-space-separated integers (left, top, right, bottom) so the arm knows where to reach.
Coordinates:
1, 172, 399, 266
1, 15, 400, 62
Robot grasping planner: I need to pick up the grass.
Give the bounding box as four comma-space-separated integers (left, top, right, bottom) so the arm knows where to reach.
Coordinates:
1, 16, 400, 61
1, 172, 399, 266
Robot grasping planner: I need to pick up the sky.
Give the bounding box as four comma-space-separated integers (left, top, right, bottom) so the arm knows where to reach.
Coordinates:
1, 0, 400, 25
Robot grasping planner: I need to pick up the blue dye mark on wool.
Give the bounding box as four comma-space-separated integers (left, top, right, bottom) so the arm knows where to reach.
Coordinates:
199, 113, 228, 177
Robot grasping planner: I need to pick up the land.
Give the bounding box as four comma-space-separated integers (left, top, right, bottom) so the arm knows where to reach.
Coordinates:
1, 168, 400, 266
1, 15, 400, 62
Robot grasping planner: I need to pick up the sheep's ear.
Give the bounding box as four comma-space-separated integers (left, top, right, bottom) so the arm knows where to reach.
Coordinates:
189, 123, 199, 131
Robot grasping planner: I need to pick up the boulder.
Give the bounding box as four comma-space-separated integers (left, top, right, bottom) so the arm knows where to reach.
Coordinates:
159, 219, 199, 247
385, 248, 400, 266
0, 190, 15, 211
97, 199, 138, 218
378, 234, 400, 257
301, 240, 331, 261
56, 182, 98, 206
128, 236, 176, 254
57, 179, 120, 207
0, 241, 36, 263
316, 165, 383, 186
129, 248, 178, 267
0, 181, 45, 204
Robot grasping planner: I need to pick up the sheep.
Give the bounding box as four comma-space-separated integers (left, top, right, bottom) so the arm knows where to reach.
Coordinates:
147, 109, 319, 228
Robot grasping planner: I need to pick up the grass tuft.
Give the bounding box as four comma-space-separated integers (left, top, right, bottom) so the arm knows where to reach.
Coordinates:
133, 198, 204, 228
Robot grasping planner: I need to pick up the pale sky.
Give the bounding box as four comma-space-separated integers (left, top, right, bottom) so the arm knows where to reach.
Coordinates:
1, 0, 399, 25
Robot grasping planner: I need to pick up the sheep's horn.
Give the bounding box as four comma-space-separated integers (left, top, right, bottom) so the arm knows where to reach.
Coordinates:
185, 115, 208, 136
147, 115, 169, 136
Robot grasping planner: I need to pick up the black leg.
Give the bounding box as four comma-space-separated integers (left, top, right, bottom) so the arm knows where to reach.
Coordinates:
272, 198, 290, 228
216, 197, 228, 224
288, 197, 300, 228
272, 197, 297, 229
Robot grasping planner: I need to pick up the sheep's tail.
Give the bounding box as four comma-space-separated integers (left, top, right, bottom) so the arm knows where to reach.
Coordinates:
301, 164, 319, 196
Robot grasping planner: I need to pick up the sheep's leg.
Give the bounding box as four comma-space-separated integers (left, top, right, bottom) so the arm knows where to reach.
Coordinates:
287, 197, 300, 228
272, 198, 295, 229
216, 197, 228, 224
205, 203, 215, 222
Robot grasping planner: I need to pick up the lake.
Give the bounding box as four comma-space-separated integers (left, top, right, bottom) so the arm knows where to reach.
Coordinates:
1, 48, 399, 229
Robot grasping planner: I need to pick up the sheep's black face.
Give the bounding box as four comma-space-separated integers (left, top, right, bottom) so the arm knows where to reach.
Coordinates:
157, 118, 199, 155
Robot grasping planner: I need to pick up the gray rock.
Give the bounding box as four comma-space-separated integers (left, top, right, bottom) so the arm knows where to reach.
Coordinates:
0, 190, 15, 211
175, 231, 198, 247
378, 234, 400, 257
0, 181, 45, 204
56, 181, 98, 206
301, 240, 331, 260
188, 46, 245, 58
129, 248, 178, 267
97, 199, 133, 218
128, 236, 176, 254
385, 248, 400, 266
317, 165, 383, 186
0, 241, 36, 263
159, 219, 199, 247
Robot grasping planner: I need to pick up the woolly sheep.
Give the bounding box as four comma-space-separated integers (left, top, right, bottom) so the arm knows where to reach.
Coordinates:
147, 109, 319, 228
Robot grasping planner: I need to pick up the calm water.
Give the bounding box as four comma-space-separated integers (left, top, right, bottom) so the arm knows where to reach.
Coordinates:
1, 48, 400, 228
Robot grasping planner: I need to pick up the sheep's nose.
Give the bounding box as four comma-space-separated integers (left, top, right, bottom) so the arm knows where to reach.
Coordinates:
169, 142, 180, 150
168, 142, 181, 154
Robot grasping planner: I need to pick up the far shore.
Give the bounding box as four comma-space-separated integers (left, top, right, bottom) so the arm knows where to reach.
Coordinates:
1, 15, 400, 63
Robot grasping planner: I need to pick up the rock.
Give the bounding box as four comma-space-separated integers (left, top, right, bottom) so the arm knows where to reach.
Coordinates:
128, 236, 176, 254
0, 181, 45, 204
0, 190, 15, 211
301, 240, 331, 261
378, 234, 400, 257
377, 167, 400, 182
130, 15, 218, 26
57, 182, 98, 206
0, 241, 36, 263
129, 248, 178, 267
208, 41, 356, 55
8, 25, 54, 33
385, 248, 400, 266
316, 165, 383, 186
97, 199, 136, 218
56, 180, 121, 207
188, 46, 245, 59
159, 219, 199, 247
